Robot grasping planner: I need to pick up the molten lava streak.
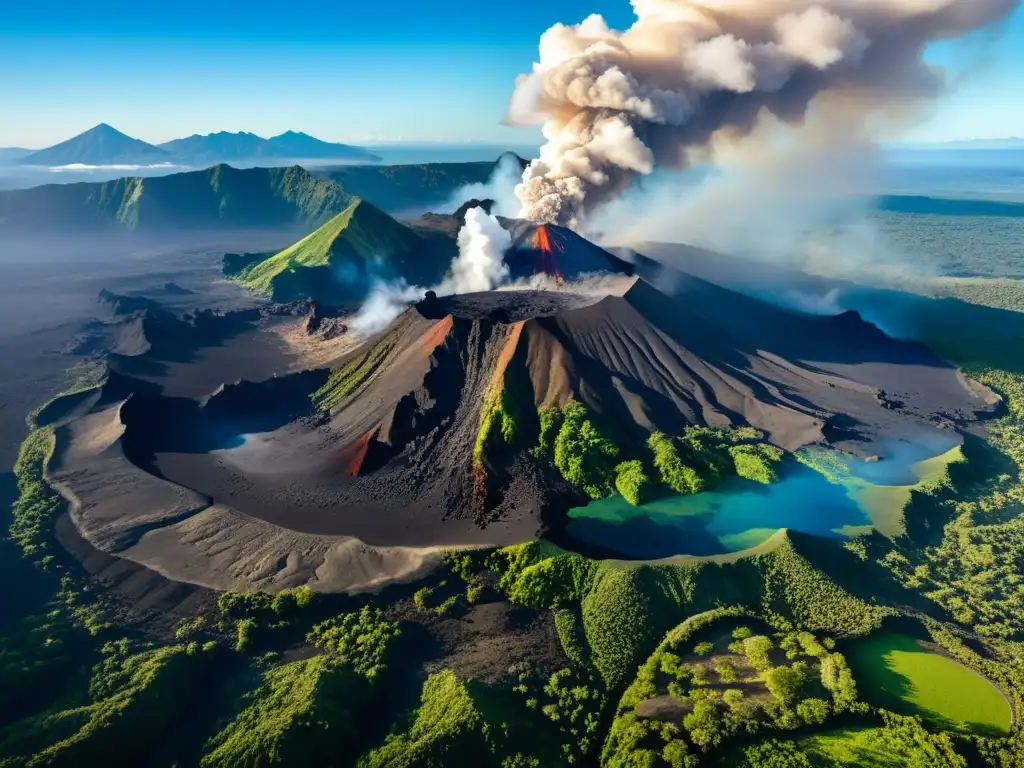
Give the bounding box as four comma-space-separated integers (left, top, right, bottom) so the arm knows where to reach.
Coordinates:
531, 225, 564, 283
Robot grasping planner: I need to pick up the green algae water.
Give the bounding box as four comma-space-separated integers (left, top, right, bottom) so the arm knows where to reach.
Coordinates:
565, 443, 963, 560
846, 632, 1011, 737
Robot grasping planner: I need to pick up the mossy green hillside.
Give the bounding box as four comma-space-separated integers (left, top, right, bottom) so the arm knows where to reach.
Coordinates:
236, 200, 426, 298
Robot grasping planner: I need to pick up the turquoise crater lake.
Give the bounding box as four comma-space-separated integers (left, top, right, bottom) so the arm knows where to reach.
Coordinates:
564, 443, 962, 560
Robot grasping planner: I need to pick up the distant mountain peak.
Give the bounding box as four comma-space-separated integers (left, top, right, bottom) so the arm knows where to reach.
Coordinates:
156, 129, 379, 163
17, 123, 170, 166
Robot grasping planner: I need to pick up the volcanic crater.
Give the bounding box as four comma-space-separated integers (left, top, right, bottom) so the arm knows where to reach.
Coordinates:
44, 247, 999, 595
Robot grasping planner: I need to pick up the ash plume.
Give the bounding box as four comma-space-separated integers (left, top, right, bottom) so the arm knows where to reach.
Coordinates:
507, 0, 1019, 231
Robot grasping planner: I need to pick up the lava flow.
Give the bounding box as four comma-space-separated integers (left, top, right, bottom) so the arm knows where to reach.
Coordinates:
531, 225, 564, 283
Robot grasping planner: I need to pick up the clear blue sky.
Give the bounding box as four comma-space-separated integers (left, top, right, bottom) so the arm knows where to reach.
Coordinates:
1, 0, 1022, 148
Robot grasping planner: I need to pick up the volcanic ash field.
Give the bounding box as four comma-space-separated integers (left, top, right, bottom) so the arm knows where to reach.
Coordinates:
42, 223, 999, 595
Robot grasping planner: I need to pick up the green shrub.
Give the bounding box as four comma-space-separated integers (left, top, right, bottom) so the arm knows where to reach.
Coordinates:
204, 608, 400, 768
693, 642, 714, 656
534, 406, 565, 459
358, 670, 481, 767
795, 698, 829, 725
615, 460, 652, 506
739, 740, 811, 768
413, 586, 434, 611
764, 664, 807, 705
174, 616, 207, 642
554, 609, 589, 668
1, 645, 209, 767
730, 444, 783, 484
553, 400, 619, 499
235, 619, 256, 653
474, 383, 520, 469
742, 636, 774, 671
648, 432, 705, 495
679, 427, 734, 481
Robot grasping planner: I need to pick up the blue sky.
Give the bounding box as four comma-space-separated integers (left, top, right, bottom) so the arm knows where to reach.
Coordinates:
1, 0, 1022, 149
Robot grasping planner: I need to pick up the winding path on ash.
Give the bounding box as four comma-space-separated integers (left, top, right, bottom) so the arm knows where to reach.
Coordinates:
44, 271, 1000, 595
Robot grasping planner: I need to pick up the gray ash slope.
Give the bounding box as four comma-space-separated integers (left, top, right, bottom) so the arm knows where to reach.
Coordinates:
83, 270, 997, 562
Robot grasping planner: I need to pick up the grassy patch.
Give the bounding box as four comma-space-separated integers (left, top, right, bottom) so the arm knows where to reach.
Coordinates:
0, 643, 213, 767
797, 713, 969, 767
312, 330, 398, 412
203, 607, 401, 768
9, 428, 60, 566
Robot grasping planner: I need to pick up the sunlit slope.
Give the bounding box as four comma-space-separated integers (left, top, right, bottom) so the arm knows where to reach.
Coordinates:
229, 200, 455, 303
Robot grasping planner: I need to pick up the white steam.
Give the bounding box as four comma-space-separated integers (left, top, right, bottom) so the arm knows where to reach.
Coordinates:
444, 153, 523, 216
348, 280, 423, 335
508, 0, 1019, 230
437, 207, 512, 294
348, 207, 512, 335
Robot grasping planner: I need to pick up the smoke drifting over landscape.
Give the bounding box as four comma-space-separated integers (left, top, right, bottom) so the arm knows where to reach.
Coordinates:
508, 0, 1020, 231
350, 207, 512, 334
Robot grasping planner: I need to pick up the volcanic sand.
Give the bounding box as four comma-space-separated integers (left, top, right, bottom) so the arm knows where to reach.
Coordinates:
49, 270, 999, 593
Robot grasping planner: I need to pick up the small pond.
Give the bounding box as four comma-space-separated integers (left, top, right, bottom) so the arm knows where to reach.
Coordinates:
845, 632, 1011, 737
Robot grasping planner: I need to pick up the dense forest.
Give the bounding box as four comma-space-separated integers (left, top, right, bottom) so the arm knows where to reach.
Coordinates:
5, 357, 1024, 765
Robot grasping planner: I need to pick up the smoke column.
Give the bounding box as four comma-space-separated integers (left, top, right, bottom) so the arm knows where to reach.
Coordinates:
436, 207, 512, 294
507, 0, 1019, 231
350, 207, 512, 334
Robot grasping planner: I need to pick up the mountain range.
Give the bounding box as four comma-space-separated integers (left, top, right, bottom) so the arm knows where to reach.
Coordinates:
6, 123, 380, 167
157, 129, 379, 163
0, 157, 508, 233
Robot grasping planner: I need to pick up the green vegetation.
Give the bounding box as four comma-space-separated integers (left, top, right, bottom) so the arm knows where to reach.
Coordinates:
473, 378, 524, 501
535, 401, 784, 507
235, 200, 428, 299
797, 714, 969, 767
27, 362, 107, 429
649, 431, 706, 494
359, 669, 481, 767
845, 632, 1011, 736
534, 405, 564, 459
553, 400, 620, 499
326, 160, 496, 214
731, 444, 784, 484
648, 427, 782, 499
312, 329, 399, 411
204, 607, 400, 768
553, 608, 589, 668
880, 369, 1024, 637
492, 533, 886, 692
602, 611, 865, 766
1, 164, 356, 232
0, 643, 214, 767
412, 582, 460, 616
362, 664, 607, 767
0, 160, 499, 235
9, 428, 60, 566
614, 460, 652, 506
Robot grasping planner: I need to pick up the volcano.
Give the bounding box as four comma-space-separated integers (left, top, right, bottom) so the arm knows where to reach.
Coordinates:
227, 203, 637, 307
46, 265, 998, 594
501, 219, 632, 282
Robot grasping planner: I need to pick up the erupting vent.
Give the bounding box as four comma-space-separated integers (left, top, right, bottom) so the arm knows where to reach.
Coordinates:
531, 225, 564, 283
